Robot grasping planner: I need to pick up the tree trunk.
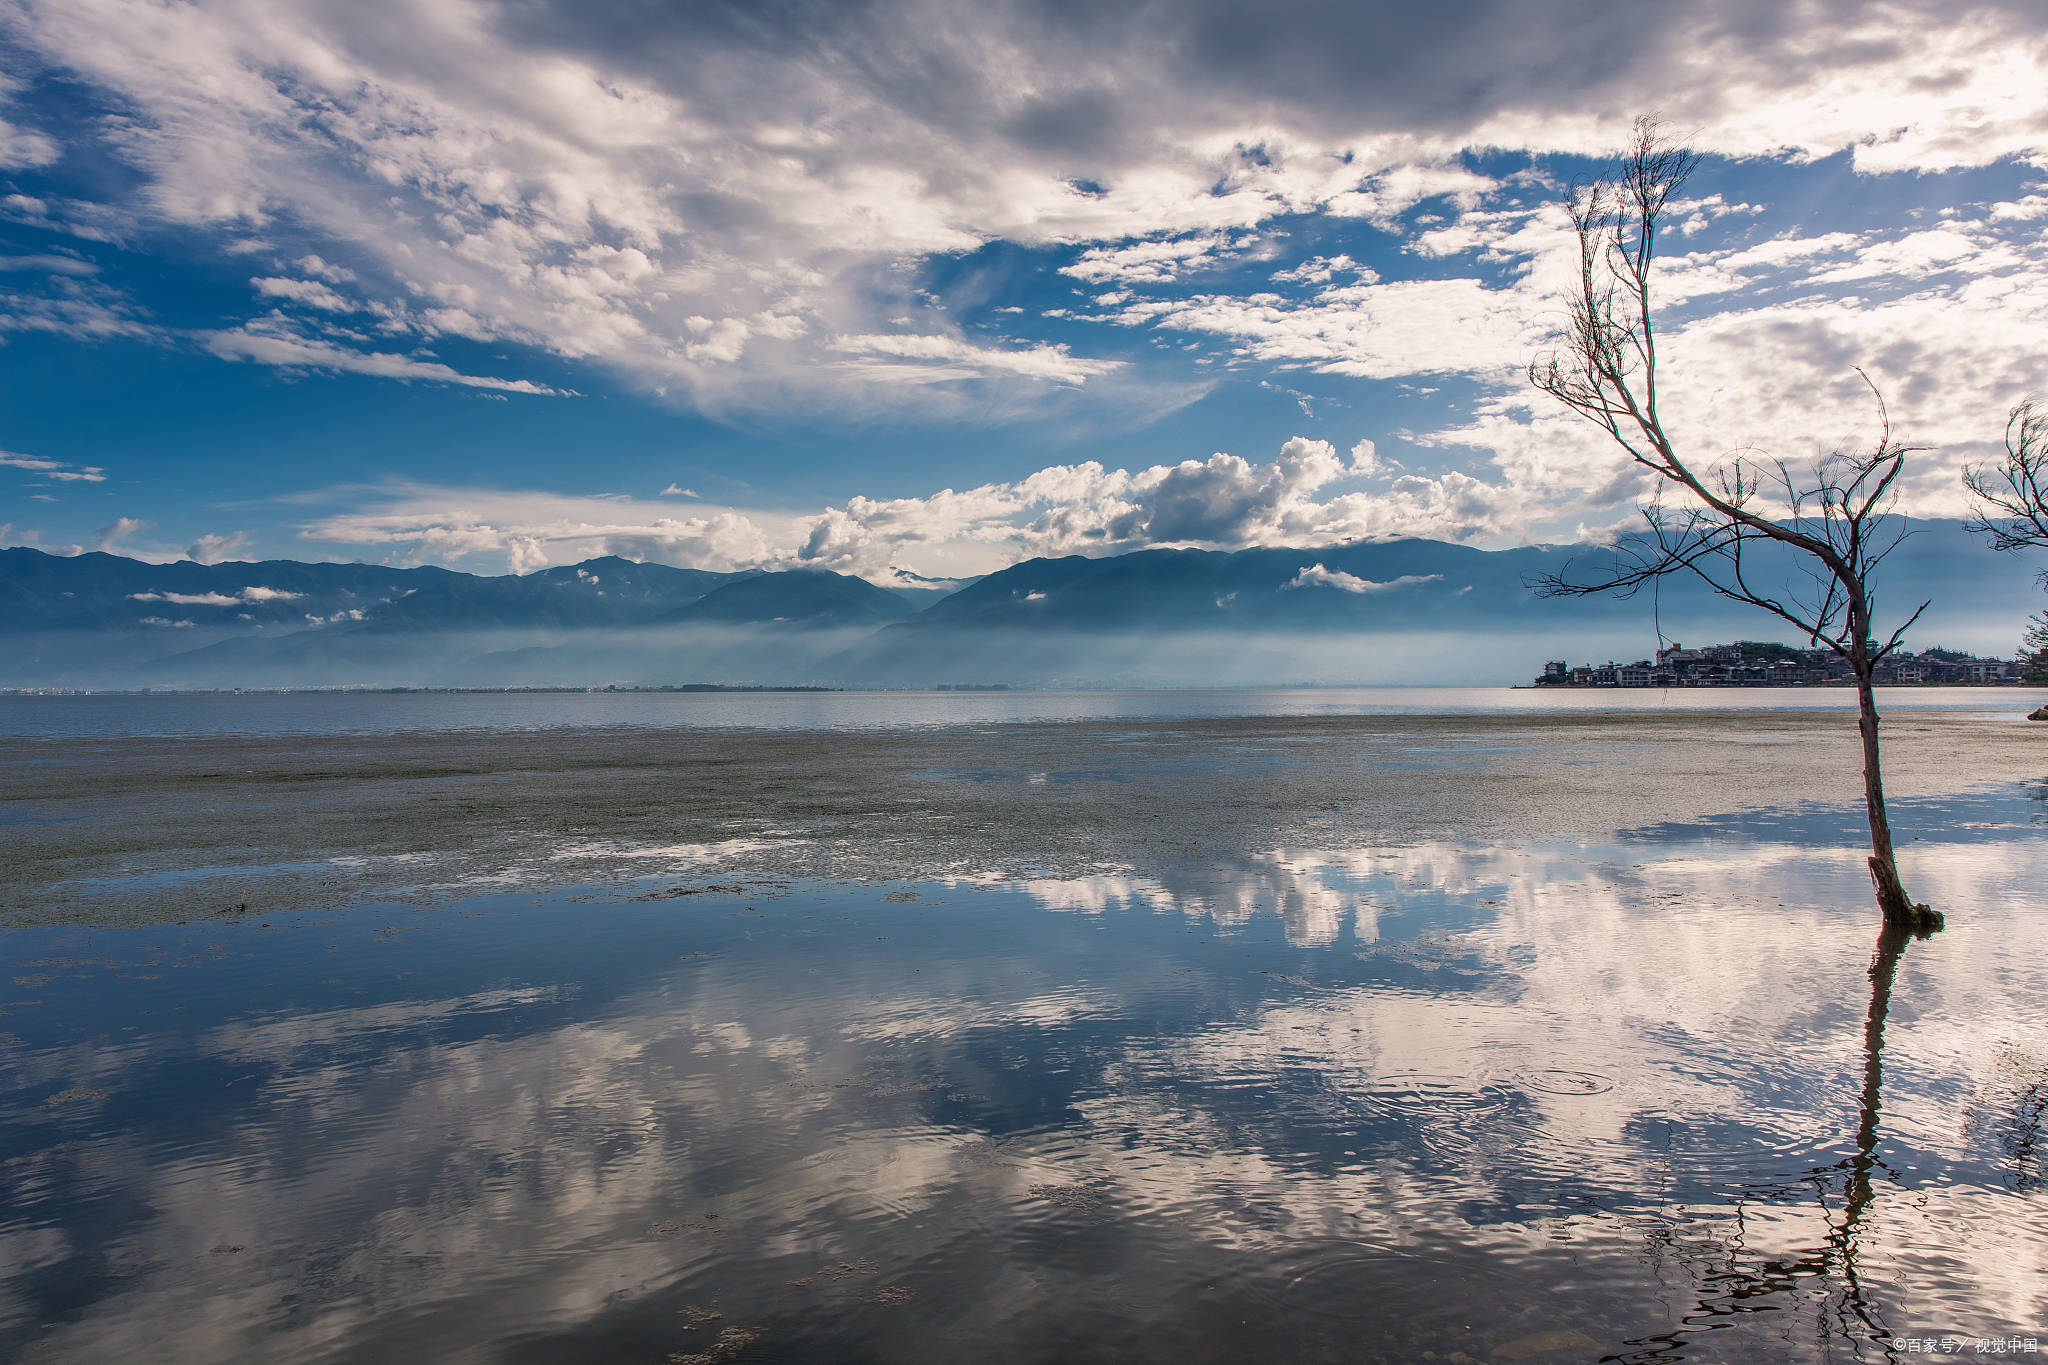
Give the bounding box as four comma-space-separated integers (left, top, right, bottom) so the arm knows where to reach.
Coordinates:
1853, 664, 1941, 934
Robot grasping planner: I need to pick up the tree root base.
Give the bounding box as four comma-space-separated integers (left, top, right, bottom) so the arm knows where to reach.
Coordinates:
1885, 902, 1943, 938
1870, 856, 1942, 937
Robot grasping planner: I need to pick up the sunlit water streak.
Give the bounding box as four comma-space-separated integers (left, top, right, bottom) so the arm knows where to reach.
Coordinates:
1, 801, 2043, 1363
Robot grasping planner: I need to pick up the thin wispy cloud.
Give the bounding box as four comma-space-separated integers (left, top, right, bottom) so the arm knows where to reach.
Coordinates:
1, 449, 105, 481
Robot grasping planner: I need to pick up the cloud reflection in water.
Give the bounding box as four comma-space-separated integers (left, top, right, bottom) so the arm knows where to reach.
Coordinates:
0, 824, 2044, 1363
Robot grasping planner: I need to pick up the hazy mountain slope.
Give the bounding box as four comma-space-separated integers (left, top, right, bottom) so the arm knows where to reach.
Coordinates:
0, 547, 450, 631
358, 557, 748, 631
666, 569, 913, 626
841, 520, 2040, 685
3, 521, 2035, 688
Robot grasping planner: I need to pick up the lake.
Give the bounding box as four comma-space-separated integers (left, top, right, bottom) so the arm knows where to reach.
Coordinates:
1, 689, 2044, 1362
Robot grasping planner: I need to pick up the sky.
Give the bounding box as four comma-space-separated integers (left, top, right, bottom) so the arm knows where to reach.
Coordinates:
1, 0, 2046, 586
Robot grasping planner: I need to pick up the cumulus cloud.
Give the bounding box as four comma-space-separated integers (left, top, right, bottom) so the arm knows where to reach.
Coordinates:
303, 485, 798, 575
298, 435, 1536, 579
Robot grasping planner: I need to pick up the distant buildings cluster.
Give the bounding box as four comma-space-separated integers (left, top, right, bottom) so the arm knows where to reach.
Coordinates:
1534, 640, 2023, 688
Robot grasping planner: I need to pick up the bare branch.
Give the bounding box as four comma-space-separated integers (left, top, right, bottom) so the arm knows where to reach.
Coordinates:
1964, 398, 2048, 563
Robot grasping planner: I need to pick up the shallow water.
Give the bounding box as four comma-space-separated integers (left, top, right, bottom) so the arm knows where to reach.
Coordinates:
1, 695, 2045, 1362
3, 684, 2038, 740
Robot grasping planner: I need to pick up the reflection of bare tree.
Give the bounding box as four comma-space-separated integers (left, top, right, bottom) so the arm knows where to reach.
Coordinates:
1965, 1046, 2048, 1196
1989, 1077, 2048, 1195
1602, 926, 1914, 1363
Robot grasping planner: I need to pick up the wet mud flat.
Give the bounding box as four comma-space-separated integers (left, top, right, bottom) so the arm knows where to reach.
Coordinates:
4, 707, 2045, 926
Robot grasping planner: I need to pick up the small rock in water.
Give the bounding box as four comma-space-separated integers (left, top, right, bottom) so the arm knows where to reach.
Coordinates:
41, 1087, 107, 1107
1490, 1327, 1603, 1361
1027, 1182, 1107, 1212
786, 1259, 879, 1287
669, 1324, 761, 1364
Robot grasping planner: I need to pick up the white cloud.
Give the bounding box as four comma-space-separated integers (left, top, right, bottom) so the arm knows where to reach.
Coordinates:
128, 585, 298, 605
0, 449, 106, 481
1283, 565, 1442, 594
1061, 232, 1247, 285
1323, 163, 1496, 224
90, 516, 146, 552
303, 484, 798, 575
1103, 271, 1553, 381
0, 275, 153, 342
830, 333, 1121, 386
0, 252, 97, 275
294, 254, 353, 283
298, 434, 1530, 579
203, 317, 564, 394
1, 0, 2039, 418
131, 590, 235, 606
186, 531, 250, 564
0, 71, 58, 168
251, 275, 353, 311
0, 114, 57, 169
1271, 254, 1371, 286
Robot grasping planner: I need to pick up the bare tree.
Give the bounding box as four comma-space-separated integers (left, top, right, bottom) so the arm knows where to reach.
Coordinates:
1965, 398, 2048, 562
1965, 400, 2048, 691
1528, 116, 1940, 934
2023, 613, 2048, 686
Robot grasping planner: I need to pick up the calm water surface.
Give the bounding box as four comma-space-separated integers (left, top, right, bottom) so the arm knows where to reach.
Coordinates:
0, 694, 2044, 1363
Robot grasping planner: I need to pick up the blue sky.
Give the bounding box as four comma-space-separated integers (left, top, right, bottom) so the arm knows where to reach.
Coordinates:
1, 0, 2045, 585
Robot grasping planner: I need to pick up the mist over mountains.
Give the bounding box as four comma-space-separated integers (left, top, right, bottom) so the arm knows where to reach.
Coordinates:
3, 522, 2036, 689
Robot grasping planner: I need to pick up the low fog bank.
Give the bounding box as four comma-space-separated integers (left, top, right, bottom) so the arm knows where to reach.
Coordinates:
0, 623, 884, 691
834, 608, 2030, 689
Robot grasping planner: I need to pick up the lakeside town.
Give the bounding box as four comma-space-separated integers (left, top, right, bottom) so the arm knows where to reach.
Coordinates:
1534, 640, 2029, 688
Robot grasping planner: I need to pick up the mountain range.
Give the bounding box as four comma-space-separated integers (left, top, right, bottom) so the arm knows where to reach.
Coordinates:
2, 521, 2037, 689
